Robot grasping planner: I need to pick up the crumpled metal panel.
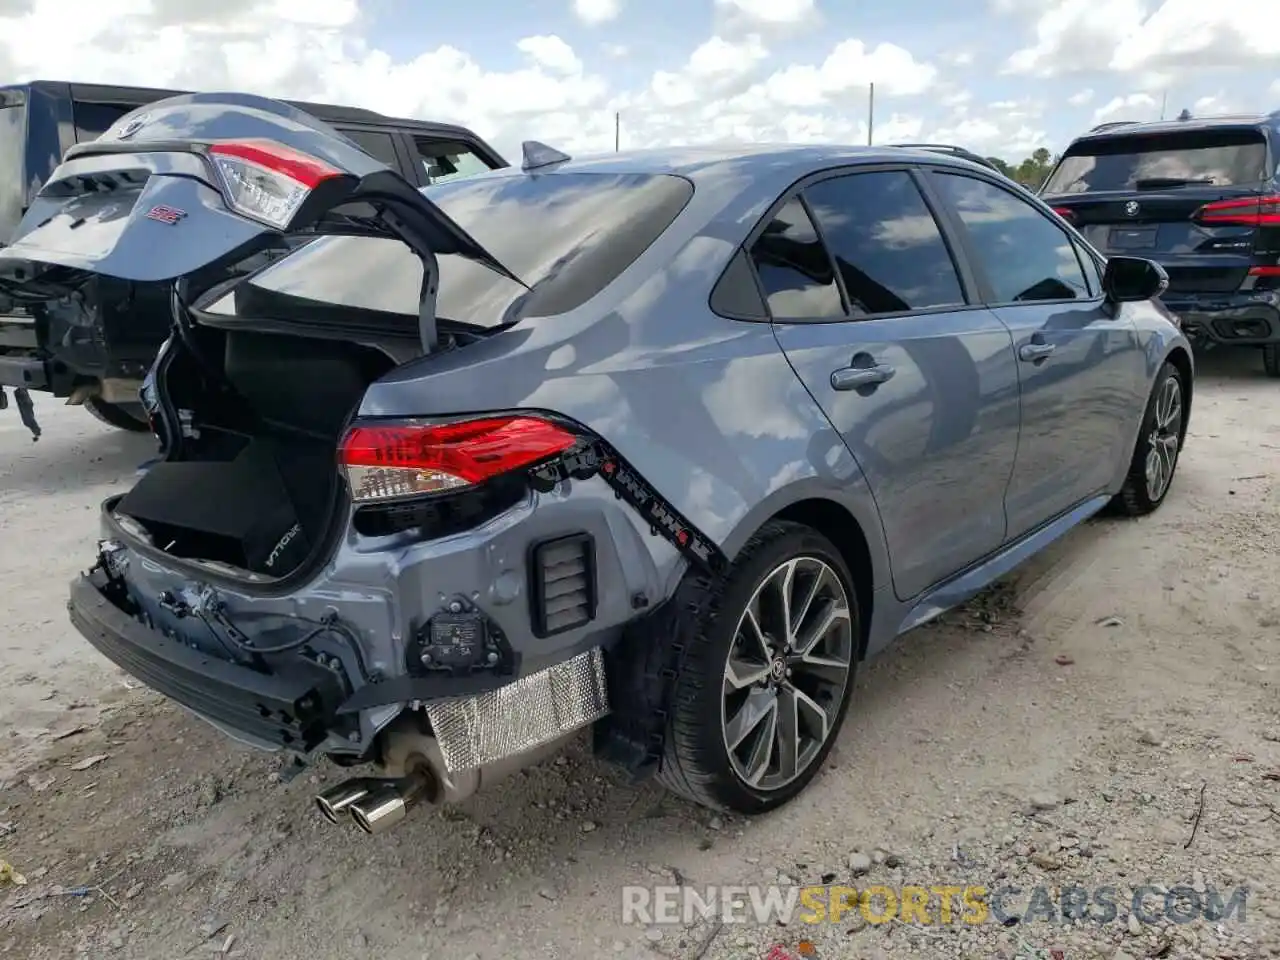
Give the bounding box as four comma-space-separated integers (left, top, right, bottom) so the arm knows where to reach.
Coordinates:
426, 647, 609, 771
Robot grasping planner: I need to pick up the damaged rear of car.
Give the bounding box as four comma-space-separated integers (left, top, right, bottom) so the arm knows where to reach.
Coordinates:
5, 93, 710, 833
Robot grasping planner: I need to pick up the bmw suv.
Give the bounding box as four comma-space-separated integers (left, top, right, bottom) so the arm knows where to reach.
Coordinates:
1041, 112, 1280, 376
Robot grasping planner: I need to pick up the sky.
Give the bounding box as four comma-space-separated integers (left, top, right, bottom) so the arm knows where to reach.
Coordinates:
1, 0, 1277, 165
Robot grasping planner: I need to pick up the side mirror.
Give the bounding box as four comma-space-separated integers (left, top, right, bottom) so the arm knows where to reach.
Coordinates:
1102, 256, 1168, 302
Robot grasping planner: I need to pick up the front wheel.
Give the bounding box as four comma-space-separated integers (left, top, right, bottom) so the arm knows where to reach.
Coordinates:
1111, 360, 1185, 516
83, 396, 150, 433
656, 521, 860, 814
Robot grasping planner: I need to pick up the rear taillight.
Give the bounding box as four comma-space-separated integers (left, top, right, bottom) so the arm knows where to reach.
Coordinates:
1193, 195, 1280, 227
1249, 265, 1280, 277
339, 415, 578, 504
1051, 206, 1076, 223
207, 139, 344, 230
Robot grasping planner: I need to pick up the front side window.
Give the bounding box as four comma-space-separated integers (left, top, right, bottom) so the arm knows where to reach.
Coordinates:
803, 170, 966, 316
414, 138, 494, 184
933, 172, 1090, 303
748, 197, 844, 320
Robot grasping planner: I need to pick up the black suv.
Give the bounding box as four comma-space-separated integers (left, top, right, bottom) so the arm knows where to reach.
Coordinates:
1041, 112, 1280, 376
0, 81, 506, 437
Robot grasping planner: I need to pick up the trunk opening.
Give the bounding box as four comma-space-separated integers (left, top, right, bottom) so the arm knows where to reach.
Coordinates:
113, 319, 414, 584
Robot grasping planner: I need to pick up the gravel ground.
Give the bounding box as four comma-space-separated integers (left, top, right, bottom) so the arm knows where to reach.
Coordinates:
2, 348, 1278, 960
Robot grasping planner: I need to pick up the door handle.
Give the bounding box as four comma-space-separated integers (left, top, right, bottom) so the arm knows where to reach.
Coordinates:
831, 361, 896, 391
1018, 342, 1056, 362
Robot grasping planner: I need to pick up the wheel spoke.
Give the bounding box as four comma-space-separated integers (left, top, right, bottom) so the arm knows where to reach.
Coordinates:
725, 688, 776, 752
725, 657, 771, 692
774, 684, 801, 782
742, 601, 772, 662
742, 698, 778, 785
794, 598, 849, 657
789, 564, 828, 648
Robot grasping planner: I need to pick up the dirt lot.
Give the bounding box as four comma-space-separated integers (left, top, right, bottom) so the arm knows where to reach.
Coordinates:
2, 350, 1279, 960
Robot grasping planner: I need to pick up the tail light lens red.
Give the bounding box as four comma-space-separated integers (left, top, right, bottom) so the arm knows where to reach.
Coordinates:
1051, 206, 1077, 223
207, 139, 345, 230
1192, 195, 1280, 227
339, 415, 578, 504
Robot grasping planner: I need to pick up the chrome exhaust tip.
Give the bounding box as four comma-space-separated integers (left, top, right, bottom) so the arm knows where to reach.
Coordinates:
315, 778, 378, 824
348, 768, 438, 836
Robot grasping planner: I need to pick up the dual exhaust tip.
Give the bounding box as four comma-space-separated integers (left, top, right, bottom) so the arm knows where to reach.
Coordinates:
314, 767, 439, 835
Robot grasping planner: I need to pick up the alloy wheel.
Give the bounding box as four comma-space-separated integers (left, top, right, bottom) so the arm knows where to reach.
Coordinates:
721, 556, 854, 792
1144, 374, 1182, 502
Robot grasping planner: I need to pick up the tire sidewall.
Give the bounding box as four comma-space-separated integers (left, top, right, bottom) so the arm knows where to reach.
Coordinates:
1132, 361, 1184, 510
679, 527, 860, 814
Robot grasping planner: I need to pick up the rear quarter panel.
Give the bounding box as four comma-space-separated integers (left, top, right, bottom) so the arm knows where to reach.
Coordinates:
359, 163, 893, 599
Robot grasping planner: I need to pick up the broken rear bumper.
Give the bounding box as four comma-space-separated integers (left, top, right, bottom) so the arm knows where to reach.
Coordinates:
68, 569, 346, 751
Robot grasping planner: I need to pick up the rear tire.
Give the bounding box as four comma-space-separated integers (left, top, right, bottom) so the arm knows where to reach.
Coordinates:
656, 521, 860, 815
83, 396, 150, 433
1111, 360, 1184, 516
1264, 344, 1280, 378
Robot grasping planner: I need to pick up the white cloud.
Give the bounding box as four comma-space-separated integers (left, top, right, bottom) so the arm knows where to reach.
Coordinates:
517, 35, 582, 75
714, 0, 814, 25
1092, 92, 1157, 125
1006, 0, 1278, 76
572, 0, 620, 25
1067, 88, 1093, 106
0, 0, 1106, 170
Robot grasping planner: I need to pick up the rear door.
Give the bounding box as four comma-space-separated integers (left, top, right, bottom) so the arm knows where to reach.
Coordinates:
766, 167, 1022, 601
931, 169, 1147, 538
1041, 126, 1272, 295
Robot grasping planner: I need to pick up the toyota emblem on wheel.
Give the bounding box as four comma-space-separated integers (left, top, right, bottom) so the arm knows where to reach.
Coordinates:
1125, 200, 1140, 216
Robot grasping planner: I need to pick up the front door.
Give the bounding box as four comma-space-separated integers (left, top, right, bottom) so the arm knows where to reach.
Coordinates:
926, 170, 1148, 540
758, 168, 1022, 601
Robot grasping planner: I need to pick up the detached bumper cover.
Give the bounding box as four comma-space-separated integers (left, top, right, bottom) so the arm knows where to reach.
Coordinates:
67, 570, 344, 751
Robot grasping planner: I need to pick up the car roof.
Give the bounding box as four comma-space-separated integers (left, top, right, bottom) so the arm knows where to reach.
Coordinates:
1072, 111, 1280, 145
1, 79, 484, 140
454, 142, 996, 186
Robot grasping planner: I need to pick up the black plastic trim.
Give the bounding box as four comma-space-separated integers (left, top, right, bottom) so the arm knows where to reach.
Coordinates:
528, 532, 598, 638
67, 570, 343, 750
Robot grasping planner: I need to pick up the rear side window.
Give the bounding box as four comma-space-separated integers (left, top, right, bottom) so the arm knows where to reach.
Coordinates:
73, 102, 134, 142
934, 172, 1090, 303
223, 172, 693, 328
748, 197, 843, 319
339, 128, 401, 168
1043, 129, 1269, 194
803, 170, 966, 316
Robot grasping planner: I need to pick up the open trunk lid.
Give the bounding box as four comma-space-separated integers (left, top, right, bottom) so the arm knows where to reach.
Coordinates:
1041, 125, 1274, 294
0, 91, 517, 353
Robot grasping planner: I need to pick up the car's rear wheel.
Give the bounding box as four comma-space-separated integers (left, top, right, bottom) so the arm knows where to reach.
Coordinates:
656, 520, 859, 814
1111, 360, 1184, 516
1263, 344, 1280, 378
83, 396, 150, 433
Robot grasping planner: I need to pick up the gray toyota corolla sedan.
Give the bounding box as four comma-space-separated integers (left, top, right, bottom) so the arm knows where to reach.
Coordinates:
0, 94, 1191, 833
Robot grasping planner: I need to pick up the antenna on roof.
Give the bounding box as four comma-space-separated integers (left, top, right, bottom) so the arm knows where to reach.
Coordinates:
521, 140, 572, 172
1176, 108, 1192, 121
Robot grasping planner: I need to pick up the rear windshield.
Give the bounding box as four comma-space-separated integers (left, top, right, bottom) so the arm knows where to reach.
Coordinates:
1042, 129, 1270, 194
0, 99, 26, 241
221, 171, 694, 328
